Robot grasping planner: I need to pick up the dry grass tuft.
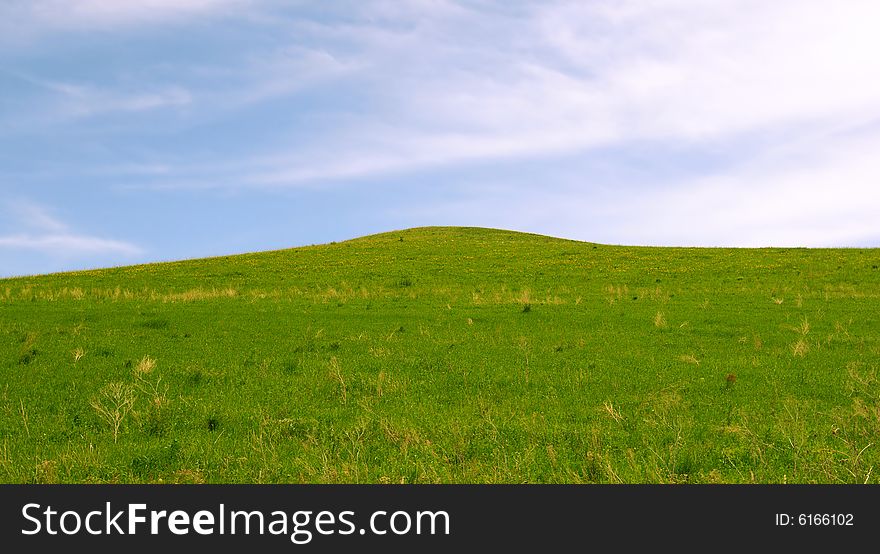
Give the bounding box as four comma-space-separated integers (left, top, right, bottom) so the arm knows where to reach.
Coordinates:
328, 357, 347, 403
161, 287, 238, 302
654, 311, 667, 328
134, 355, 156, 376
34, 460, 58, 484
603, 401, 623, 423
797, 317, 810, 336
169, 469, 206, 484
791, 339, 809, 357
376, 371, 386, 397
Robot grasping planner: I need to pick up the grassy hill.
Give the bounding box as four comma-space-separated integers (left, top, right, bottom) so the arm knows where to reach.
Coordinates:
1, 226, 879, 483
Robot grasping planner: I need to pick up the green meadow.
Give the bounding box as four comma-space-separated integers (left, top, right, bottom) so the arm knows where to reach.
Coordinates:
1, 227, 879, 483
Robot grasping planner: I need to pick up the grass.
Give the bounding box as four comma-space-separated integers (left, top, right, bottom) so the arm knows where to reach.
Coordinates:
0, 226, 879, 483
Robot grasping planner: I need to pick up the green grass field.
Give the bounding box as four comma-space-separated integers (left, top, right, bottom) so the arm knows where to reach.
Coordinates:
1, 227, 879, 483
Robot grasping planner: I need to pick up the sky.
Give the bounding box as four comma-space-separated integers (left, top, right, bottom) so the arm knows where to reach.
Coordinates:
2, 0, 880, 277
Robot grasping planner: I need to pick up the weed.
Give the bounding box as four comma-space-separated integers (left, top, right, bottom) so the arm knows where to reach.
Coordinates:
18, 348, 37, 366
19, 400, 29, 438
654, 311, 667, 328
791, 339, 809, 357
134, 368, 170, 437
376, 371, 387, 397
91, 382, 136, 443
603, 401, 623, 423
797, 317, 810, 336
328, 357, 347, 403
207, 416, 221, 432
33, 460, 57, 484
134, 355, 156, 376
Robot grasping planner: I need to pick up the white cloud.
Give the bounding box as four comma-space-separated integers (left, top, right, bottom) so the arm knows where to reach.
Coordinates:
222, 46, 360, 108
397, 124, 880, 247
623, 129, 880, 247
0, 201, 143, 257
218, 0, 879, 246
4, 0, 880, 248
41, 80, 192, 118
534, 0, 880, 139
0, 234, 142, 256
9, 1, 880, 170
3, 0, 253, 31
215, 0, 880, 190
14, 200, 69, 233
0, 72, 193, 124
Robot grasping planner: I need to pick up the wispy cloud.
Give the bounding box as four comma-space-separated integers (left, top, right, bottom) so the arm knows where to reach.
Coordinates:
157, 0, 880, 189
14, 200, 69, 233
50, 81, 192, 118
2, 0, 879, 264
626, 127, 880, 247
11, 73, 192, 119
230, 46, 358, 107
0, 200, 142, 257
0, 234, 142, 256
395, 123, 880, 247
1, 0, 254, 33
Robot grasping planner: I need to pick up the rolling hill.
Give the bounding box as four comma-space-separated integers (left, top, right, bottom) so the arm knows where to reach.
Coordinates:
1, 226, 879, 483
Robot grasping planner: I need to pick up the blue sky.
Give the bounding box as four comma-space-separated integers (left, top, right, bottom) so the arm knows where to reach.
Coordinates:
2, 0, 880, 277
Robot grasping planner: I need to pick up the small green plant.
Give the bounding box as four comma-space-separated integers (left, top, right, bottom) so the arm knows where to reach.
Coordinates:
206, 415, 220, 431
18, 347, 37, 366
